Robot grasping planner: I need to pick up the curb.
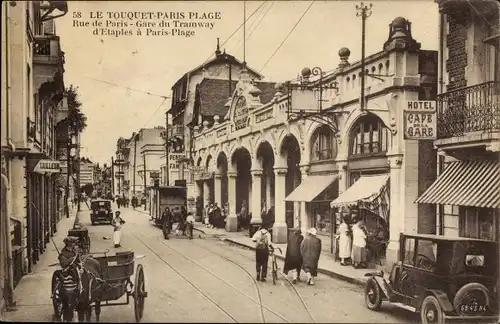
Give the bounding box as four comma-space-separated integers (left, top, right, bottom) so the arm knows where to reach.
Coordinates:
222, 237, 366, 288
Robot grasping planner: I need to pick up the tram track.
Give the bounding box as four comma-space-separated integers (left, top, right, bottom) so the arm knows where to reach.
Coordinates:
133, 226, 292, 323
134, 222, 314, 323
192, 239, 316, 323
126, 230, 238, 323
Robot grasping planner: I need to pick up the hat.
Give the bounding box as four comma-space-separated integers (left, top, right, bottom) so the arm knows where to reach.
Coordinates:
308, 228, 317, 236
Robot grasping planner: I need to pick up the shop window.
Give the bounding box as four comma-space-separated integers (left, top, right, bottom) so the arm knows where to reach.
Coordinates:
349, 114, 389, 157
311, 126, 336, 161
460, 207, 496, 241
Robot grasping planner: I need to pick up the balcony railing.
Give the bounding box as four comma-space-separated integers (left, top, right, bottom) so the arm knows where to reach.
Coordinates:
437, 81, 499, 138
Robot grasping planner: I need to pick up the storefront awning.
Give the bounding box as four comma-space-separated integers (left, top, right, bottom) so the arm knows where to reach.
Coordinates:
284, 174, 339, 202
330, 174, 390, 208
415, 160, 500, 208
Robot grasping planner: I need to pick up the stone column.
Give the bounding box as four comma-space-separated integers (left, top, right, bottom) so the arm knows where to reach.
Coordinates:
225, 171, 238, 232
203, 180, 210, 206
273, 167, 288, 243
250, 169, 263, 225
195, 181, 203, 221
265, 172, 272, 207
336, 160, 348, 195
299, 165, 310, 233
214, 172, 222, 207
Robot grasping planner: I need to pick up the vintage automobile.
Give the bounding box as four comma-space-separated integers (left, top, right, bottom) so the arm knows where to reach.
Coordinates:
364, 233, 499, 324
90, 199, 113, 225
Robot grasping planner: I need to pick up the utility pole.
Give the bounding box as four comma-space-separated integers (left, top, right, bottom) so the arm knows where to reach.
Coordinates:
65, 121, 71, 218
76, 133, 81, 212
111, 156, 115, 196
165, 112, 170, 186
133, 132, 138, 198
356, 2, 372, 112
143, 152, 147, 210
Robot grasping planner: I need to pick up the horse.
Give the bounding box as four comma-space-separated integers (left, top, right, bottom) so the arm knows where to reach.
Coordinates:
52, 256, 105, 322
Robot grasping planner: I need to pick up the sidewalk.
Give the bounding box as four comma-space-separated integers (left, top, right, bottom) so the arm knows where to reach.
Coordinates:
193, 223, 371, 287
1, 207, 79, 320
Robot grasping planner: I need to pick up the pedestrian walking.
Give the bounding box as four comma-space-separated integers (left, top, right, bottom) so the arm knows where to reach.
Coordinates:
351, 220, 368, 268
112, 211, 126, 248
185, 212, 195, 239
283, 229, 304, 283
207, 203, 215, 228
162, 207, 173, 240
300, 228, 321, 285
337, 217, 352, 266
251, 225, 273, 282
203, 204, 209, 225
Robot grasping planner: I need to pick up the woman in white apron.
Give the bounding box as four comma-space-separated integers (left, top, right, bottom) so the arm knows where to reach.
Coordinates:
112, 211, 126, 248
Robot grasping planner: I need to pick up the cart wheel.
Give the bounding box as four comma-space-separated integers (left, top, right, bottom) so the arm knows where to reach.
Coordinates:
51, 271, 62, 322
134, 264, 147, 322
85, 237, 91, 254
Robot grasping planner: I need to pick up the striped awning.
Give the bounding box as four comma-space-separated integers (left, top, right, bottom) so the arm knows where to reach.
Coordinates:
415, 160, 500, 208
284, 174, 339, 202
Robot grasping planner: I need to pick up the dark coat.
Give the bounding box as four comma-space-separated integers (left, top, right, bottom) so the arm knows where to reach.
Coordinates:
300, 234, 322, 276
283, 231, 303, 273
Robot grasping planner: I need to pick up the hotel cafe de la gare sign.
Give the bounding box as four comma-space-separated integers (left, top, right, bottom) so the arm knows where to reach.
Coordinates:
403, 100, 437, 140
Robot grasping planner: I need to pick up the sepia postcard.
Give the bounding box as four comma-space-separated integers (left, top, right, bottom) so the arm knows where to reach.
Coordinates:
1, 0, 499, 323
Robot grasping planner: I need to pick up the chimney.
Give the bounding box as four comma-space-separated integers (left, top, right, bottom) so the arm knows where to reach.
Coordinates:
215, 38, 221, 56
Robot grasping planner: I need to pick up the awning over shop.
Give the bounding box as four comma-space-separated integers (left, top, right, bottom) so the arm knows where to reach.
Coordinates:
284, 174, 339, 202
415, 160, 500, 208
330, 174, 390, 220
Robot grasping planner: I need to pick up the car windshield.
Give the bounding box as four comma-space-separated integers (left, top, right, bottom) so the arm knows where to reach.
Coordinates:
92, 201, 110, 208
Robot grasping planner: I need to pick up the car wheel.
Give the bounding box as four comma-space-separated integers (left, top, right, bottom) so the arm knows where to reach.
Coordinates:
364, 278, 382, 310
421, 295, 444, 324
453, 282, 489, 316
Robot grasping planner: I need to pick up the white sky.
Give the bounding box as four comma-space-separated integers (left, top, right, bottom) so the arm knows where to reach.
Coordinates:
57, 0, 439, 165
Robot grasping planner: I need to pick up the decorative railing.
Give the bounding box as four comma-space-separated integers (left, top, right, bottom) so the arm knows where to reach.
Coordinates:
437, 81, 500, 138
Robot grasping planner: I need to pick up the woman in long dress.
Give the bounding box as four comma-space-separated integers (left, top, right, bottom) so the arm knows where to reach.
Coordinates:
337, 217, 352, 266
351, 220, 367, 268
300, 228, 322, 285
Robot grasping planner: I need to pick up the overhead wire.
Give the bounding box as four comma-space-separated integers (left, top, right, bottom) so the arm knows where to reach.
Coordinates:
231, 1, 270, 53
259, 1, 315, 74
83, 76, 170, 99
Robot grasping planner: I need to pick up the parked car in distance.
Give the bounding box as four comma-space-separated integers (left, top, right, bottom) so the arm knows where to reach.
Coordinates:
364, 233, 498, 324
90, 199, 113, 225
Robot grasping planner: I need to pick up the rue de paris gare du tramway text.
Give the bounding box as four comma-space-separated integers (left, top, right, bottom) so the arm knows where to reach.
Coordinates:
73, 11, 222, 37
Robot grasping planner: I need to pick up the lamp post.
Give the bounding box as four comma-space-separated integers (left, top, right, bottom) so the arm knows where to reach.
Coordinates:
356, 2, 373, 113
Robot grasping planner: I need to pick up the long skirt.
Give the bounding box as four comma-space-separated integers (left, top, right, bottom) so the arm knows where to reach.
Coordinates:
338, 235, 352, 259
351, 245, 367, 263
113, 230, 122, 245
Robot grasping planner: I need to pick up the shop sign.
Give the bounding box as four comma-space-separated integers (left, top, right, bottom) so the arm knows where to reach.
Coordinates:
216, 127, 227, 137
233, 96, 249, 130
404, 100, 437, 140
150, 171, 160, 179
33, 159, 61, 174
256, 109, 273, 123
193, 167, 213, 181
169, 153, 185, 170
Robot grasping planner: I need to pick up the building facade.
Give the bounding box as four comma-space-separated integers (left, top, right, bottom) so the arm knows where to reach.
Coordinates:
1, 0, 68, 310
163, 41, 262, 209
79, 157, 94, 188
192, 17, 438, 267
416, 0, 499, 241
114, 127, 165, 199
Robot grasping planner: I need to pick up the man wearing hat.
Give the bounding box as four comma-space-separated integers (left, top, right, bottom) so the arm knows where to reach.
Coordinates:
300, 228, 322, 285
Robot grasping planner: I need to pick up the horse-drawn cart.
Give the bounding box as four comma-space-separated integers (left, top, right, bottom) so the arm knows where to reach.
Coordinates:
51, 250, 147, 322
